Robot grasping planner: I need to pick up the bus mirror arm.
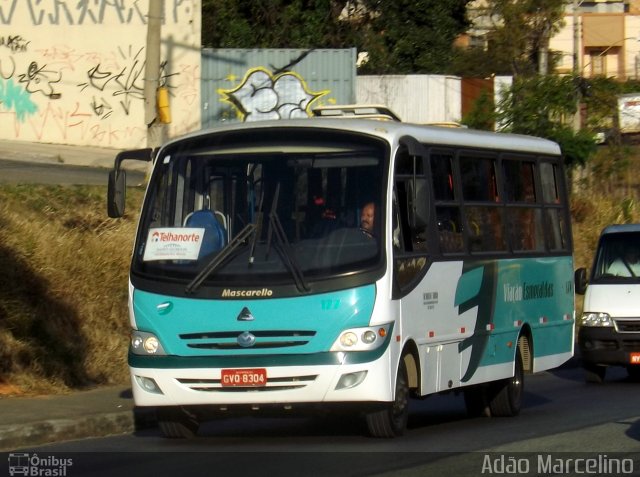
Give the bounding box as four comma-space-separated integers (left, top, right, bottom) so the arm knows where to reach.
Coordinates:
107, 148, 153, 218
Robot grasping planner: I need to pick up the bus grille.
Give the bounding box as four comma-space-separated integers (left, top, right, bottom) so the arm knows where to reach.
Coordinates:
179, 330, 316, 350
176, 374, 318, 392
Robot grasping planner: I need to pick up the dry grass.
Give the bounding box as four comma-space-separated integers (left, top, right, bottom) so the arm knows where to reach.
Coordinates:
0, 146, 637, 396
0, 184, 143, 396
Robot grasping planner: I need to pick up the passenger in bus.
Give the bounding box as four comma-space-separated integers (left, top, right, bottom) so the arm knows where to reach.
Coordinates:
360, 202, 375, 237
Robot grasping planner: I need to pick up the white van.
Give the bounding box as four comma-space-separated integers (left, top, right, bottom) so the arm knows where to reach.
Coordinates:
575, 223, 640, 383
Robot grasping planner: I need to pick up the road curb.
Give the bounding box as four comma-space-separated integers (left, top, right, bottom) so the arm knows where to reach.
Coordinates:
0, 407, 156, 451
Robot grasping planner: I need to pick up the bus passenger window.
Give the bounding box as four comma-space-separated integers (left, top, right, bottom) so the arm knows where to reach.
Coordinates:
545, 209, 568, 251
465, 206, 507, 252
503, 160, 536, 203
436, 206, 463, 253
508, 208, 544, 251
540, 162, 560, 203
460, 156, 498, 202
431, 153, 455, 201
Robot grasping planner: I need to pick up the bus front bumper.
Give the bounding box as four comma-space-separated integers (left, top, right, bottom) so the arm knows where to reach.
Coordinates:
128, 349, 395, 407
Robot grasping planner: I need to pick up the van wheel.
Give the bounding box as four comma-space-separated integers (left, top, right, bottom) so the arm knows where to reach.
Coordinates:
365, 359, 409, 438
584, 363, 606, 383
156, 406, 200, 438
488, 350, 524, 417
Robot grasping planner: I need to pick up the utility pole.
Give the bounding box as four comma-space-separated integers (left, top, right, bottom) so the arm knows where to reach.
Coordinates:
573, 0, 581, 132
144, 0, 164, 150
539, 22, 549, 75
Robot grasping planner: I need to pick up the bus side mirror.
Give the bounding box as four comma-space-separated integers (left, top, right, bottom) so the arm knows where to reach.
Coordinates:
575, 267, 588, 295
108, 169, 126, 218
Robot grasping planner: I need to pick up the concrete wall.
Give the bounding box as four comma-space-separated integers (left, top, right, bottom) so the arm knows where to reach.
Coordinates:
0, 0, 201, 150
356, 75, 462, 124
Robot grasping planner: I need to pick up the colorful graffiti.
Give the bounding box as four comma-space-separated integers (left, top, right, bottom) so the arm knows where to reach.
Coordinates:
0, 78, 37, 121
0, 0, 200, 149
218, 67, 329, 122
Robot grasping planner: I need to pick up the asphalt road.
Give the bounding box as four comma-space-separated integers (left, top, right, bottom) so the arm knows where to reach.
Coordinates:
0, 159, 145, 186
12, 364, 640, 477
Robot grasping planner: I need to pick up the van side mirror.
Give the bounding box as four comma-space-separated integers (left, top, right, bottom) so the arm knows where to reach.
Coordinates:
108, 169, 126, 218
575, 267, 588, 295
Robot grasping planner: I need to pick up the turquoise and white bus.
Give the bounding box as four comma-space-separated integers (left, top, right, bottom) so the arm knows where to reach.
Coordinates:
108, 117, 575, 438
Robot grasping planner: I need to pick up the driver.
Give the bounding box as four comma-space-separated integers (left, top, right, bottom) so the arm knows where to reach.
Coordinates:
360, 202, 375, 237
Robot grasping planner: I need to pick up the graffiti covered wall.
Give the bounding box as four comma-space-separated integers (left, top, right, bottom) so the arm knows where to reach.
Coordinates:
201, 48, 356, 128
0, 0, 201, 149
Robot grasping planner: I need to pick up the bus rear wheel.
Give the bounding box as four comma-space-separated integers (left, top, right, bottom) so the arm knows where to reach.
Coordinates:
487, 349, 524, 417
156, 406, 200, 438
365, 359, 409, 438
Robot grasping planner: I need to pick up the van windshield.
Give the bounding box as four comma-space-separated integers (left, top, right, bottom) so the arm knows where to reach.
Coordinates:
131, 127, 387, 292
592, 232, 640, 283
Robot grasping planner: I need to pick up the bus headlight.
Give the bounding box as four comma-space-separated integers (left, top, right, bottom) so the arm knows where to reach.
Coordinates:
130, 330, 167, 355
580, 312, 613, 327
331, 324, 391, 352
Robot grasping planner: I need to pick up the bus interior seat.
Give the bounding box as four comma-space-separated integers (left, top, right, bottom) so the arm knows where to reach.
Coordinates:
184, 209, 227, 257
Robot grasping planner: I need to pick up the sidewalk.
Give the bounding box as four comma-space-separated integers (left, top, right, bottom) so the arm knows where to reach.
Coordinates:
0, 139, 122, 170
0, 386, 155, 451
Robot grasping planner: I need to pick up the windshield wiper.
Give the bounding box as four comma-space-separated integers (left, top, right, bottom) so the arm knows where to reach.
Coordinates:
185, 223, 256, 294
265, 183, 309, 293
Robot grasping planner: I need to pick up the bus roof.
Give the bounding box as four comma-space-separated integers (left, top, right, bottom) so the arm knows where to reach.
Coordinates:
169, 118, 562, 156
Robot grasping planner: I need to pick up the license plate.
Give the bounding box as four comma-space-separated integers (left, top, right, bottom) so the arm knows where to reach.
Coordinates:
221, 368, 267, 387
630, 353, 640, 365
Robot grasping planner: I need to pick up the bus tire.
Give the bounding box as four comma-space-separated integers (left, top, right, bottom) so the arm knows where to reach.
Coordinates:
156, 406, 200, 438
488, 350, 524, 417
365, 359, 409, 438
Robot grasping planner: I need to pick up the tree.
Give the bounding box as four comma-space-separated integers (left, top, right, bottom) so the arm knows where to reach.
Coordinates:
201, 0, 473, 75
202, 0, 364, 48
495, 75, 596, 168
356, 0, 472, 74
202, 0, 356, 49
451, 0, 566, 78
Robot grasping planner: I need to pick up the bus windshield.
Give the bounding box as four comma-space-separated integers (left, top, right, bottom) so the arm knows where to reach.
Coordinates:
132, 127, 387, 291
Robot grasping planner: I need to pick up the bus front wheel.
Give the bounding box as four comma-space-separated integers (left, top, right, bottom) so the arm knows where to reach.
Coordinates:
365, 359, 409, 438
156, 406, 200, 438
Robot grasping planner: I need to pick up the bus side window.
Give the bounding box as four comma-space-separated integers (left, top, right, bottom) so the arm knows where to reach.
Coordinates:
436, 206, 464, 253
431, 152, 463, 253
465, 206, 507, 252
540, 162, 568, 251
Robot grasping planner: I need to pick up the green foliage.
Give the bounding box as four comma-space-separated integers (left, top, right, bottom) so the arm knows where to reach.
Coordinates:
461, 90, 496, 130
452, 0, 566, 78
495, 75, 597, 167
202, 0, 472, 74
357, 0, 471, 74
202, 0, 359, 48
